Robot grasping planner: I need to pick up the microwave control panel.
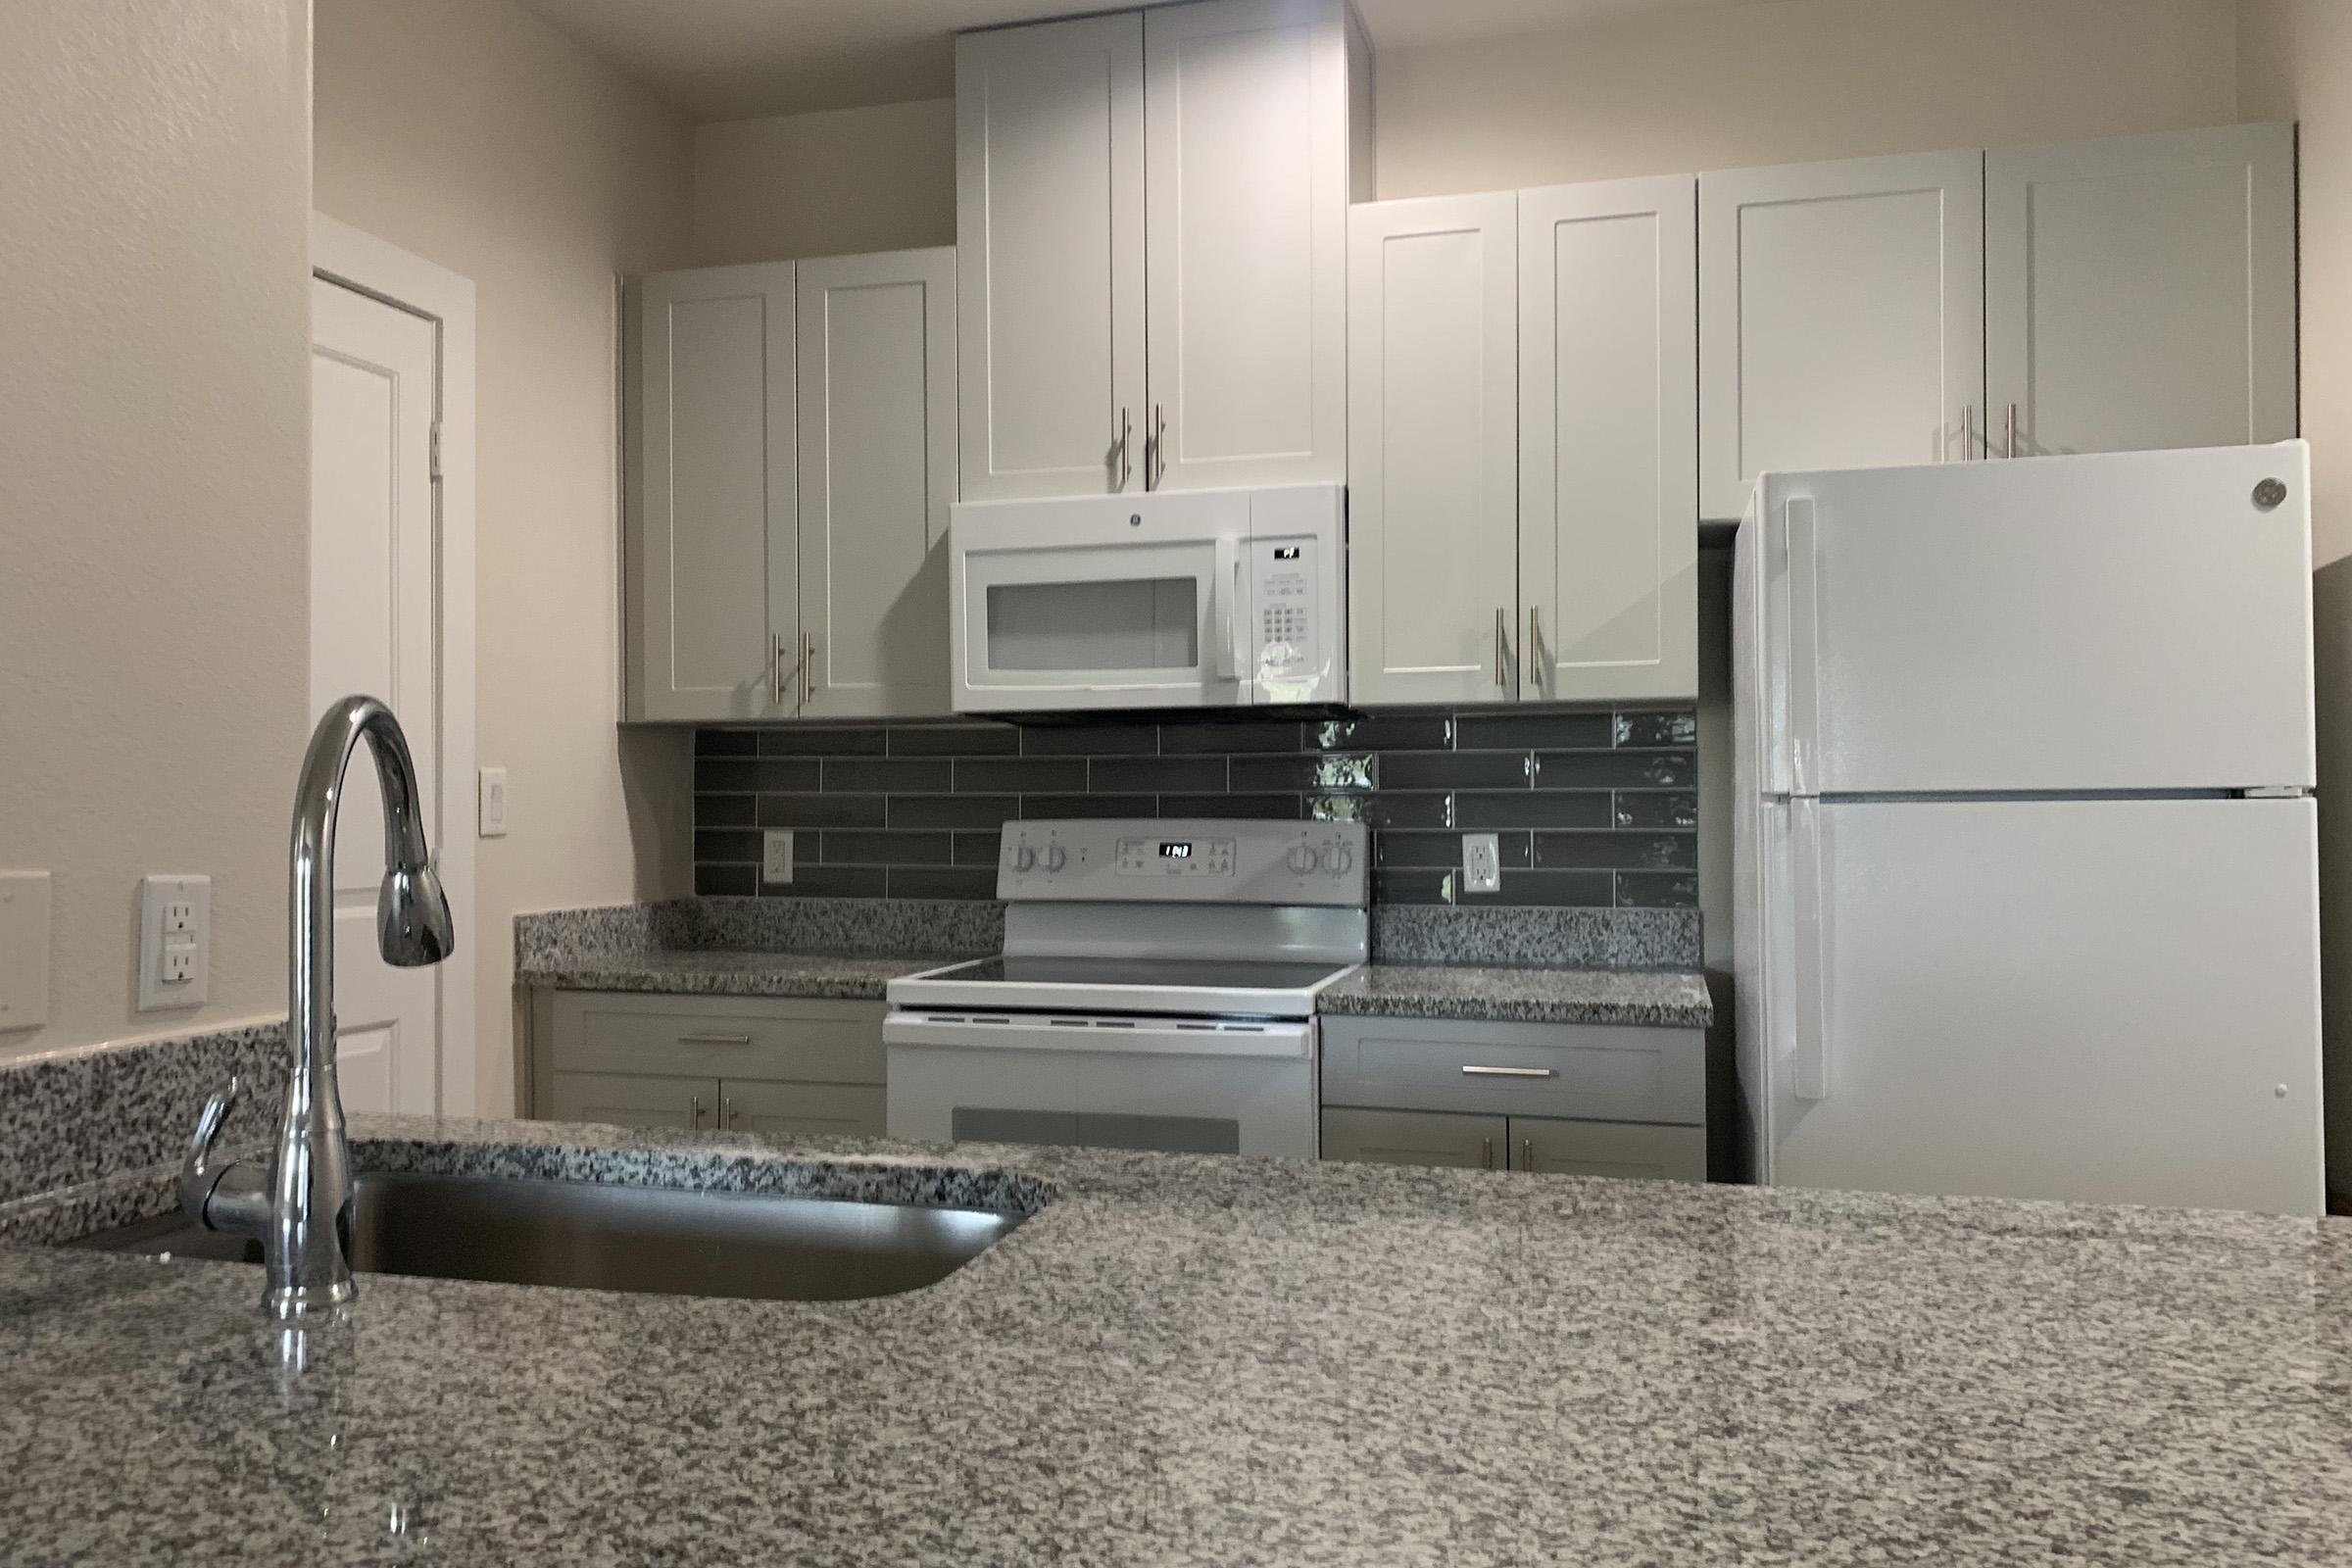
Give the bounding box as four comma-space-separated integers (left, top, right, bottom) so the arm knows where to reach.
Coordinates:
1251, 537, 1320, 687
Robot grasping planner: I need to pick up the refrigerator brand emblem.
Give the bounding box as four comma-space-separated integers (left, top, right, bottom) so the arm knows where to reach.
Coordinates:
2254, 478, 2288, 511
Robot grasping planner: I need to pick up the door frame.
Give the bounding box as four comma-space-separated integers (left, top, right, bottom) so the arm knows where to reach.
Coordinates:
310, 212, 478, 1117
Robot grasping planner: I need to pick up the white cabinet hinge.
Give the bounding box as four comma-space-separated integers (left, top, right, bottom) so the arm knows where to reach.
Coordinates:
429, 420, 444, 482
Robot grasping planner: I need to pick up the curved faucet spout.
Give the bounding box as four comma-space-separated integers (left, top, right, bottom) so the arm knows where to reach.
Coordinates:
187, 696, 456, 1319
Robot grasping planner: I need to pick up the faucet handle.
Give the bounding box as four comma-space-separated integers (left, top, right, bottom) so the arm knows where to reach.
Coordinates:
179, 1078, 240, 1221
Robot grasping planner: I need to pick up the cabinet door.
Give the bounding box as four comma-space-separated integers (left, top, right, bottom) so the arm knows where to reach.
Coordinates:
1510, 1117, 1705, 1182
1143, 0, 1351, 491
1986, 123, 2296, 460
1322, 1107, 1507, 1170
1346, 193, 1521, 706
1521, 175, 1699, 704
550, 1071, 721, 1133
798, 247, 958, 719
719, 1079, 889, 1141
1698, 151, 1984, 521
631, 263, 797, 720
955, 15, 1146, 501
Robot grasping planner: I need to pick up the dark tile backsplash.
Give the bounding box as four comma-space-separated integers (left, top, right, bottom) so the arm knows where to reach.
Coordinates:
693, 707, 1700, 908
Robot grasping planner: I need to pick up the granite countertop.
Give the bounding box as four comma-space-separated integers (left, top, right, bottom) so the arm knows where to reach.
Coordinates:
515, 947, 955, 1001
1319, 962, 1713, 1028
4, 1115, 2349, 1564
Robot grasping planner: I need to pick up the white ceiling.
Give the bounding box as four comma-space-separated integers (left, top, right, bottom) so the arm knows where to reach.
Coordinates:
517, 0, 1762, 122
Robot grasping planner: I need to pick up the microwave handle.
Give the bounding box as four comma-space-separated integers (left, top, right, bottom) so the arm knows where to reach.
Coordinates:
1212, 536, 1246, 683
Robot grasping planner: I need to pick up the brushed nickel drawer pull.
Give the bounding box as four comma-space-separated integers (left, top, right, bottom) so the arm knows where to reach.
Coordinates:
678, 1032, 753, 1047
1461, 1064, 1554, 1079
1481, 1136, 1494, 1170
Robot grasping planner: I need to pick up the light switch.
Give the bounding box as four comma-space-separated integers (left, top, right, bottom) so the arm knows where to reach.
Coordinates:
138, 874, 210, 1012
478, 767, 509, 838
0, 871, 52, 1032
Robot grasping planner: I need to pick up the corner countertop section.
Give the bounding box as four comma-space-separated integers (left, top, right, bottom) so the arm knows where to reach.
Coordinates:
1319, 963, 1713, 1029
3, 1116, 2348, 1564
515, 949, 954, 1001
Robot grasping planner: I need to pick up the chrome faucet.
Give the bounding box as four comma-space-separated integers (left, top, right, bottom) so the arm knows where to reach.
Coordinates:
180, 697, 455, 1317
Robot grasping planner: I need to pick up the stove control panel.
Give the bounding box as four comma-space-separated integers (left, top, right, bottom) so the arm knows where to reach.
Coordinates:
998, 818, 1368, 906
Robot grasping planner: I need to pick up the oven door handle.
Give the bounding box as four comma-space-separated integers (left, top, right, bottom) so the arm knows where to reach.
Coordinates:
1211, 535, 1246, 685
883, 1012, 1314, 1060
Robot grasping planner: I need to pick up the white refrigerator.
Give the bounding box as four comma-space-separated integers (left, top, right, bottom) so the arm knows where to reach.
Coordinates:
1733, 443, 2324, 1215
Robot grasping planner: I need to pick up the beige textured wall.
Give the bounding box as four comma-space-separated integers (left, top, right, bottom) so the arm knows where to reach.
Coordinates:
0, 0, 312, 1058
314, 0, 697, 1114
1376, 0, 2241, 197
2237, 0, 2352, 1195
692, 98, 956, 266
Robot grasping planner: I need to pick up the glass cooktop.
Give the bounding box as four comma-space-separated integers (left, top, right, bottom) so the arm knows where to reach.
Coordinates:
920, 956, 1351, 991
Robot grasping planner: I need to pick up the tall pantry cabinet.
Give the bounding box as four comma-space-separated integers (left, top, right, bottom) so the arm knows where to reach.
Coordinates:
955, 0, 1370, 502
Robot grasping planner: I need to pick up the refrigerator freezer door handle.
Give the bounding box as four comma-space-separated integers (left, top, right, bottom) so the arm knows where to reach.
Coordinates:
1789, 796, 1830, 1102
1785, 497, 1823, 797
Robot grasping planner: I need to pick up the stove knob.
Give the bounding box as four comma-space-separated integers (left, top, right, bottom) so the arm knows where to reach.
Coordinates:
1286, 844, 1315, 874
1011, 845, 1038, 873
1326, 843, 1354, 876
1043, 845, 1067, 873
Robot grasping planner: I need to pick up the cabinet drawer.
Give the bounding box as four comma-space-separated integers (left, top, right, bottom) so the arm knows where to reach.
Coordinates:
1322, 1107, 1505, 1170
1511, 1117, 1705, 1183
1320, 1015, 1702, 1123
550, 993, 886, 1085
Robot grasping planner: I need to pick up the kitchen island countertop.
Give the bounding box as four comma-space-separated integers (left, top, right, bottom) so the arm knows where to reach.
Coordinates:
1, 1114, 2345, 1565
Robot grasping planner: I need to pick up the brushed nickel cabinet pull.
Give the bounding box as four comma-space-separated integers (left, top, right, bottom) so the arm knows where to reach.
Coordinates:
1149, 404, 1167, 489
690, 1096, 706, 1130
1461, 1064, 1555, 1079
1958, 403, 1973, 461
678, 1032, 753, 1047
1494, 608, 1508, 689
725, 1096, 740, 1128
1481, 1136, 1494, 1170
1521, 1137, 1534, 1173
2005, 403, 2019, 461
1116, 407, 1133, 490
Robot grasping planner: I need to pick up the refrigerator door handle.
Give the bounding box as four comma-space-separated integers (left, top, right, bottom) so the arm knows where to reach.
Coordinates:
1784, 497, 1823, 797
1789, 796, 1831, 1102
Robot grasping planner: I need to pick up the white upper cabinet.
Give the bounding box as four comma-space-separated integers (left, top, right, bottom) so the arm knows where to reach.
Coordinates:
1520, 175, 1698, 704
1986, 122, 2297, 460
797, 248, 958, 719
955, 15, 1146, 502
1142, 0, 1355, 491
1699, 150, 1984, 520
1347, 192, 1521, 706
631, 262, 798, 722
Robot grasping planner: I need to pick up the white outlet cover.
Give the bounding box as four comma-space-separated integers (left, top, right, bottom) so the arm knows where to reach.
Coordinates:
762, 831, 795, 885
478, 767, 509, 838
138, 874, 211, 1012
1462, 833, 1502, 895
0, 871, 52, 1032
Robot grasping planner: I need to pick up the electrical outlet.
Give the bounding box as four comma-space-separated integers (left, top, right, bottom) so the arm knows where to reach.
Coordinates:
0, 871, 52, 1033
1462, 833, 1502, 895
478, 767, 509, 838
137, 874, 210, 1011
762, 831, 796, 885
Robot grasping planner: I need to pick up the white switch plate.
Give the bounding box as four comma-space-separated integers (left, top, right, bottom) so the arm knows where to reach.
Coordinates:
478, 767, 509, 838
762, 831, 795, 885
1462, 833, 1502, 895
137, 874, 210, 1012
0, 871, 52, 1032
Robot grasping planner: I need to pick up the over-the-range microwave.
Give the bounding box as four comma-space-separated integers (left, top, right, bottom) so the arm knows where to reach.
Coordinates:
949, 482, 1345, 714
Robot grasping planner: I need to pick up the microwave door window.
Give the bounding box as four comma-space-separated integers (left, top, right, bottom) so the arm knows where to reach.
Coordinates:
984, 577, 1200, 674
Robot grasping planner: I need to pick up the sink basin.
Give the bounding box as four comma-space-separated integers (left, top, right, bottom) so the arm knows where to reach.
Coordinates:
72, 1172, 1024, 1302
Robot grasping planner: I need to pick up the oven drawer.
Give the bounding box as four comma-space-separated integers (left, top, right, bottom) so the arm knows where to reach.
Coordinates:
548, 993, 886, 1085
1318, 1016, 1703, 1124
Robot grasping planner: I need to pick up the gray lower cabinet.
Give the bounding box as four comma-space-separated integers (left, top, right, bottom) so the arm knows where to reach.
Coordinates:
1320, 1014, 1706, 1182
530, 992, 887, 1139
551, 1070, 720, 1132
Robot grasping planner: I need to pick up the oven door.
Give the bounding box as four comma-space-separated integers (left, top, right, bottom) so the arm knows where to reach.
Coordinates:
883, 1011, 1317, 1159
951, 490, 1252, 712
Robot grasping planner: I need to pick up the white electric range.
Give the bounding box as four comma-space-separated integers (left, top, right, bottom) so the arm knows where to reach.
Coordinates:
884, 817, 1369, 1159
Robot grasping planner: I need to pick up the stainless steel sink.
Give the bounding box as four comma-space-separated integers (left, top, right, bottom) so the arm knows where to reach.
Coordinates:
73, 1172, 1024, 1302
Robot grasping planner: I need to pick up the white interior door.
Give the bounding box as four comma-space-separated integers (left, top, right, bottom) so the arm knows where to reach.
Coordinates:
1520, 173, 1698, 704
798, 247, 957, 718
955, 14, 1146, 501
1986, 122, 2298, 459
310, 276, 441, 1116
1698, 150, 1984, 520
1771, 797, 2322, 1215
1345, 192, 1520, 705
1143, 0, 1349, 491
1760, 445, 2315, 794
